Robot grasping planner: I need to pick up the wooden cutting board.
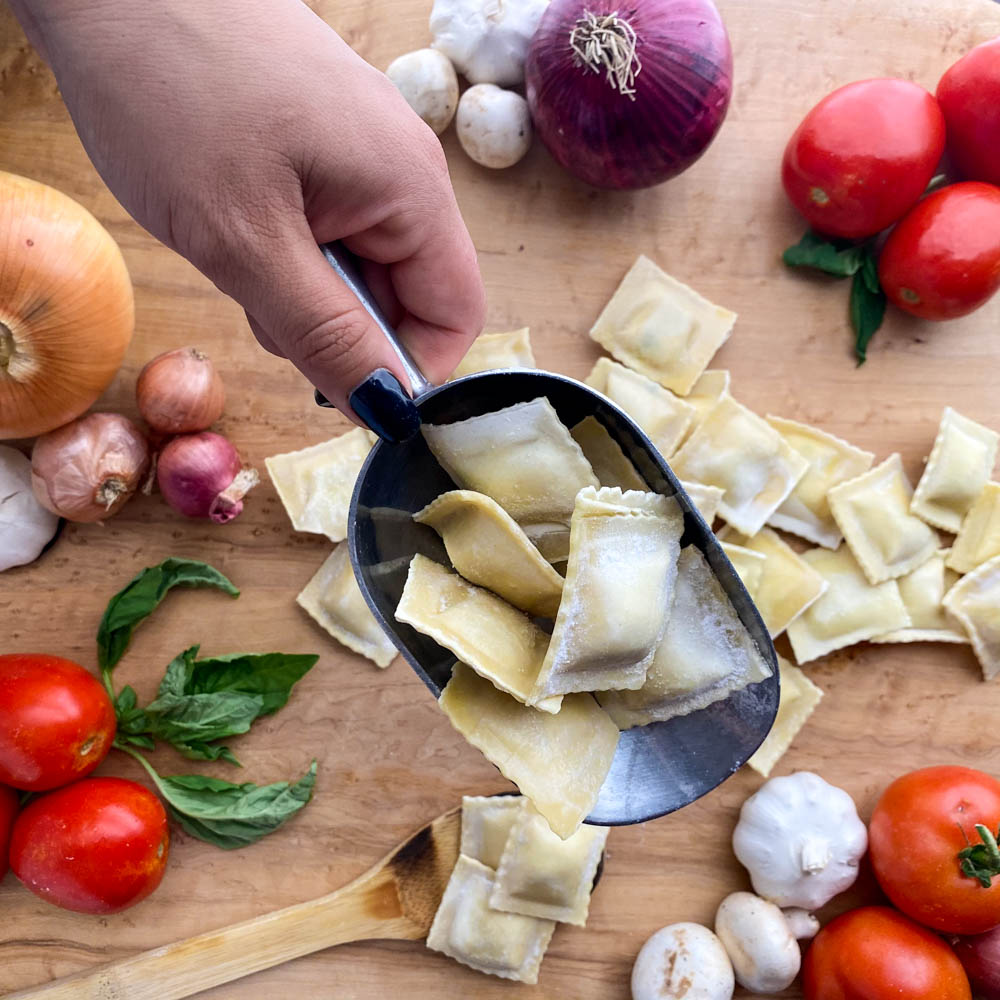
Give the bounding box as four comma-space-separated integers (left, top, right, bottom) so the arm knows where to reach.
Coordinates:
2, 0, 1000, 996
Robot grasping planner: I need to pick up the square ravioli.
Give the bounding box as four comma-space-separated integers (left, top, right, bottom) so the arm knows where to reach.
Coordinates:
570, 416, 647, 492
786, 545, 910, 664
296, 543, 396, 668
395, 555, 560, 713
439, 663, 620, 839
943, 554, 1000, 680
422, 397, 598, 525
265, 427, 375, 541
450, 327, 536, 379
588, 255, 736, 395
680, 480, 725, 523
491, 804, 608, 926
718, 527, 828, 638
585, 357, 695, 458
414, 490, 564, 618
828, 453, 939, 585
529, 488, 683, 703
670, 395, 809, 536
765, 416, 875, 548
872, 549, 968, 645
460, 795, 524, 870
426, 855, 555, 983
911, 407, 998, 533
746, 656, 823, 777
597, 546, 772, 728
947, 482, 1000, 574
720, 541, 768, 595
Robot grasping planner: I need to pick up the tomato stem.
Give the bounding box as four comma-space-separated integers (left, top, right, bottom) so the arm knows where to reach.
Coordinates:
958, 823, 1000, 888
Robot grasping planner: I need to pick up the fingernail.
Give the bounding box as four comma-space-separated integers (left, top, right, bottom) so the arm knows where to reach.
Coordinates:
348, 368, 421, 443
314, 389, 335, 408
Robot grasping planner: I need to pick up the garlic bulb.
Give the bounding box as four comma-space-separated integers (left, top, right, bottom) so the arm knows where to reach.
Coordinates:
386, 49, 460, 136
0, 445, 59, 571
456, 85, 532, 168
32, 413, 150, 523
136, 347, 225, 434
430, 0, 549, 87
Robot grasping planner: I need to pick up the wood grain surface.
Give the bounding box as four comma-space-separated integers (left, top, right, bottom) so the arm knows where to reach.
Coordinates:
2, 1, 1000, 997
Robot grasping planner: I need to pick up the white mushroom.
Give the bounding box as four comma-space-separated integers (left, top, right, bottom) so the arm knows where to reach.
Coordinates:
456, 84, 531, 169
385, 49, 459, 136
714, 892, 800, 994
782, 907, 820, 939
631, 922, 734, 1000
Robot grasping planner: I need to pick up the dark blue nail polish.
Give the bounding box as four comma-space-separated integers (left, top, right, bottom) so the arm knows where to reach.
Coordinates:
348, 368, 421, 443
314, 389, 335, 408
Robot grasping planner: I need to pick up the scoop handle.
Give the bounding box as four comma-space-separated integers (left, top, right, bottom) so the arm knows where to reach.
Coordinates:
314, 242, 433, 405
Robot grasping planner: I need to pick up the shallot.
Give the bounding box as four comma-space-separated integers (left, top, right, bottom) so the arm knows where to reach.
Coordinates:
31, 413, 149, 523
953, 927, 1000, 998
136, 347, 225, 434
0, 445, 59, 570
156, 431, 258, 523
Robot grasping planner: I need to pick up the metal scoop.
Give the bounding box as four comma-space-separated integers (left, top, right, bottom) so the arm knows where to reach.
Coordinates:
323, 243, 779, 828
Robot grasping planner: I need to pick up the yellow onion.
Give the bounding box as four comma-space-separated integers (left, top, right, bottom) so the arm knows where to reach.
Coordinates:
31, 413, 149, 522
0, 172, 134, 439
136, 347, 225, 434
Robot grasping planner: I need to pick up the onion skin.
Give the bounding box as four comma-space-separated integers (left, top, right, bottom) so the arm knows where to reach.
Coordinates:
136, 347, 225, 434
525, 0, 733, 189
953, 929, 1000, 999
157, 431, 259, 524
0, 172, 134, 439
31, 413, 149, 523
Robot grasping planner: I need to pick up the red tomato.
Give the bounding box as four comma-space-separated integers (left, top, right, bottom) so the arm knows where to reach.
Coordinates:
0, 783, 18, 880
938, 38, 1000, 186
10, 776, 168, 913
782, 78, 945, 239
0, 653, 115, 791
878, 182, 1000, 321
803, 906, 972, 1000
869, 766, 1000, 934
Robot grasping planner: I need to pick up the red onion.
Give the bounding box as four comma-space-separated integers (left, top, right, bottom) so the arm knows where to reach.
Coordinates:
953, 927, 1000, 998
525, 0, 733, 189
156, 431, 258, 524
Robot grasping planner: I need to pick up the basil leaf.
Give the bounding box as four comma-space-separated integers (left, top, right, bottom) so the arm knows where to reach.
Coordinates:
114, 685, 150, 735
144, 690, 263, 745
98, 559, 239, 671
144, 760, 318, 850
181, 652, 319, 715
851, 251, 887, 364
173, 742, 241, 766
783, 231, 865, 278
156, 646, 200, 701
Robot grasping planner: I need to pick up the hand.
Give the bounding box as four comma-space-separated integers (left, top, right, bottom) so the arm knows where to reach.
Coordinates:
12, 0, 486, 440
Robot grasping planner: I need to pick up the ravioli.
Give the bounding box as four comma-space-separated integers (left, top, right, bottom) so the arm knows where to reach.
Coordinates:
522, 522, 572, 564
265, 427, 376, 541
828, 454, 939, 585
395, 555, 560, 712
450, 327, 536, 379
584, 357, 695, 458
491, 804, 608, 926
717, 527, 827, 639
296, 543, 397, 668
598, 547, 772, 728
460, 795, 524, 870
570, 416, 647, 491
529, 488, 683, 703
680, 481, 725, 524
785, 546, 910, 664
670, 396, 809, 536
943, 554, 1000, 680
426, 855, 555, 983
911, 407, 998, 533
414, 491, 564, 618
588, 255, 736, 395
948, 483, 1000, 575
765, 416, 875, 548
422, 397, 598, 525
872, 549, 968, 645
720, 542, 768, 595
439, 663, 620, 839
746, 656, 823, 778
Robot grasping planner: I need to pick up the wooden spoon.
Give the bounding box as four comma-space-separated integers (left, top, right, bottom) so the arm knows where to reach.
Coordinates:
8, 806, 461, 1000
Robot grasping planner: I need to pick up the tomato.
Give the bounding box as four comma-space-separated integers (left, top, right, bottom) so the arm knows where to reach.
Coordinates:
878, 182, 1000, 321
803, 906, 972, 1000
938, 38, 1000, 187
0, 653, 116, 791
10, 776, 168, 913
0, 783, 18, 880
869, 765, 1000, 934
782, 78, 945, 239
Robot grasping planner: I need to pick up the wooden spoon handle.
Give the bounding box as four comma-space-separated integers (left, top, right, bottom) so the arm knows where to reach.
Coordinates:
8, 865, 421, 1000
